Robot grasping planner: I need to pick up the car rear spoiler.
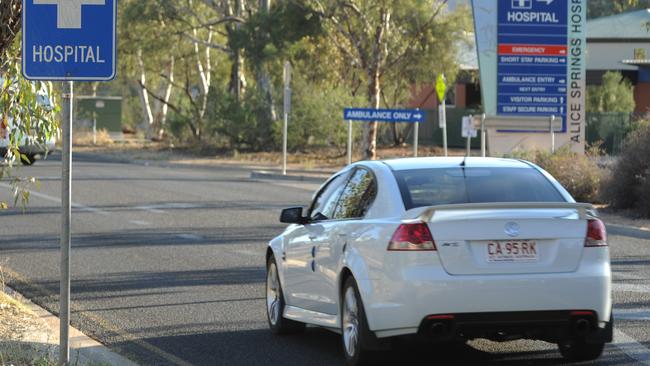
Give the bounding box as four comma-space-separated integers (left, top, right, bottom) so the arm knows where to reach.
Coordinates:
402, 202, 595, 222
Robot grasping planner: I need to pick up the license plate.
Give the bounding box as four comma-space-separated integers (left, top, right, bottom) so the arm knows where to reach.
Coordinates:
486, 240, 538, 263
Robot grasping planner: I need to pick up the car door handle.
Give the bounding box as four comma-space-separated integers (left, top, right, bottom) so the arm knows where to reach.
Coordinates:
308, 234, 318, 240
338, 233, 347, 238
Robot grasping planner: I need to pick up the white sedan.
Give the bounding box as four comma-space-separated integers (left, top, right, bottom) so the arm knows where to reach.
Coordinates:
266, 157, 612, 366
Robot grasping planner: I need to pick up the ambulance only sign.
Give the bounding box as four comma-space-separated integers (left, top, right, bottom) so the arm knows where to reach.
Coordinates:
22, 0, 117, 81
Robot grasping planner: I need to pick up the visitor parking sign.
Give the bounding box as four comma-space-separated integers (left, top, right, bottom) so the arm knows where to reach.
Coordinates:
22, 0, 117, 81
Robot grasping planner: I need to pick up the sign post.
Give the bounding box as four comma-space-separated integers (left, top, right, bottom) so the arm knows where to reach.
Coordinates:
436, 74, 448, 156
462, 115, 477, 157
60, 81, 73, 365
344, 108, 426, 163
413, 120, 419, 158
347, 120, 352, 165
22, 1, 117, 364
282, 61, 292, 175
481, 114, 486, 157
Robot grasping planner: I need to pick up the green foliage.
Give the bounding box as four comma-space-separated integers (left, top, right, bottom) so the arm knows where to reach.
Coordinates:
509, 148, 603, 202
586, 71, 636, 113
588, 0, 648, 18
205, 87, 275, 150
601, 123, 650, 217
232, 2, 322, 67
274, 74, 364, 151
0, 39, 59, 209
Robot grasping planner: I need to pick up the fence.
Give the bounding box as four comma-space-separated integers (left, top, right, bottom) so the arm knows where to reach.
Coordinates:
379, 109, 643, 155
585, 112, 635, 155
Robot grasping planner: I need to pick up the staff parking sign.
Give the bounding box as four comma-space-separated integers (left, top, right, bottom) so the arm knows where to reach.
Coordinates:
22, 0, 117, 81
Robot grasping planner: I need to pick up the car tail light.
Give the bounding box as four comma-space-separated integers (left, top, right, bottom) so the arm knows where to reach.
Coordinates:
388, 222, 436, 251
585, 219, 607, 247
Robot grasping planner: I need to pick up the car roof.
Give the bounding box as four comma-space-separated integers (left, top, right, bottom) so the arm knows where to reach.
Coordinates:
377, 157, 533, 171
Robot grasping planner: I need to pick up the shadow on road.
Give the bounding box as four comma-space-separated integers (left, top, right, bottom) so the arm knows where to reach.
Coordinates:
112, 326, 631, 366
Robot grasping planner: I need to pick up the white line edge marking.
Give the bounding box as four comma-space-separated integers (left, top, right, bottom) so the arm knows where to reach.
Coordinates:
0, 182, 109, 215
614, 328, 650, 365
613, 283, 650, 294
129, 220, 150, 226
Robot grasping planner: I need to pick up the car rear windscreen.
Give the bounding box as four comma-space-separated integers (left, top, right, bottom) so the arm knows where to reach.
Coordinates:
393, 167, 565, 210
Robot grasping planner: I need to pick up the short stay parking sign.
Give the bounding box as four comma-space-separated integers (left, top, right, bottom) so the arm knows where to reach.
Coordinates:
22, 0, 117, 81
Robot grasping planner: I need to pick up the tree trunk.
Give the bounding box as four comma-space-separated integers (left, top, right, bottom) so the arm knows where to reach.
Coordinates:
363, 69, 380, 160
255, 0, 277, 140
136, 48, 155, 134
151, 55, 174, 141
229, 0, 246, 100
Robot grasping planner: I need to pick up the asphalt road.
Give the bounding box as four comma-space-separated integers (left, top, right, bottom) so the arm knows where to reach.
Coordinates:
0, 153, 649, 366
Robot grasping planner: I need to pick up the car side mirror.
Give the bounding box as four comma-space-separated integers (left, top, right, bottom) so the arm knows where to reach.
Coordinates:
280, 207, 307, 224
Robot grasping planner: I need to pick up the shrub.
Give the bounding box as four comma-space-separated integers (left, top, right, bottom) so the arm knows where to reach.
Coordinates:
273, 75, 364, 151
601, 123, 650, 217
510, 148, 603, 202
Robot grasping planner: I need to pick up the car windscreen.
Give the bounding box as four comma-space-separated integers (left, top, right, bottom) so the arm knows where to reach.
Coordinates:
393, 167, 565, 210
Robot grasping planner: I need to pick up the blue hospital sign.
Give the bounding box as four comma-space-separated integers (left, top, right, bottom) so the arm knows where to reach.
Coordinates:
22, 0, 117, 81
497, 0, 575, 132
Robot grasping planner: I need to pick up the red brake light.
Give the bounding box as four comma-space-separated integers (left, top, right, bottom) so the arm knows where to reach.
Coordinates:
585, 219, 607, 247
388, 222, 436, 251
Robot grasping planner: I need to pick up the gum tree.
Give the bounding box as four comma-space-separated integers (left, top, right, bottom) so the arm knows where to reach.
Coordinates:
0, 0, 59, 208
309, 0, 468, 159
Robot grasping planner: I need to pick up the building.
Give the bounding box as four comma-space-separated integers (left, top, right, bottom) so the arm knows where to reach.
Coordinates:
586, 9, 650, 114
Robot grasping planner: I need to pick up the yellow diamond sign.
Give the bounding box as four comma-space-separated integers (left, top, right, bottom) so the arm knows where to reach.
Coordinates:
436, 74, 447, 102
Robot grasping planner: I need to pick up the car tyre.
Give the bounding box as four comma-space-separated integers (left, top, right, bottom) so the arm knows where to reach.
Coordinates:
558, 340, 605, 362
342, 277, 376, 366
266, 256, 305, 335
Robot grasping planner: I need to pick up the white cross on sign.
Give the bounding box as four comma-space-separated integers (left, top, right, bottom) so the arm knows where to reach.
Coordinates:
33, 0, 106, 29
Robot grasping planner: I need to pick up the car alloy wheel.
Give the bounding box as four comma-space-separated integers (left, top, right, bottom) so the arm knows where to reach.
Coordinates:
265, 256, 305, 335
266, 261, 281, 326
343, 286, 360, 358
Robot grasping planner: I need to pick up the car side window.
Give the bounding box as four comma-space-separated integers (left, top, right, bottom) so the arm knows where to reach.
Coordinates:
309, 173, 349, 221
332, 168, 377, 220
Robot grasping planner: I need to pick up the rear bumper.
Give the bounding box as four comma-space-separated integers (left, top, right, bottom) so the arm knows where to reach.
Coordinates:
418, 310, 613, 344
360, 249, 611, 338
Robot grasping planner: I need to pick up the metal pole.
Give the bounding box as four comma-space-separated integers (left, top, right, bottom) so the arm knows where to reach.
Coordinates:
60, 81, 73, 366
92, 115, 96, 145
413, 122, 419, 157
466, 114, 472, 157
282, 111, 288, 175
550, 115, 556, 154
442, 100, 448, 157
481, 113, 486, 158
347, 120, 352, 165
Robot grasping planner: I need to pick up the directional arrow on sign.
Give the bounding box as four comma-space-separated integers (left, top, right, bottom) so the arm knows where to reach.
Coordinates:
536, 0, 554, 5
414, 113, 423, 119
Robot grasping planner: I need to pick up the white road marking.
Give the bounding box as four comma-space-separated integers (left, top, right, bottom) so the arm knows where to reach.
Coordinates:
232, 249, 259, 257
614, 328, 650, 365
0, 182, 109, 215
613, 272, 646, 281
129, 220, 150, 226
613, 283, 650, 294
133, 205, 166, 214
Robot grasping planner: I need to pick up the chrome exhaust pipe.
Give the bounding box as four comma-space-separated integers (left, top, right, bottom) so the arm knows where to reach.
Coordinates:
573, 318, 591, 336
430, 322, 449, 336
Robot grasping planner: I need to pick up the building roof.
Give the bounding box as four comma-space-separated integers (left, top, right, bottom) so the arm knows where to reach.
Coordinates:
587, 9, 650, 40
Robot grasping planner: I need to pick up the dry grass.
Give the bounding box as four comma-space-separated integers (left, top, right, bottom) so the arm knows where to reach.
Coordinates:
73, 139, 470, 171
72, 129, 114, 147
